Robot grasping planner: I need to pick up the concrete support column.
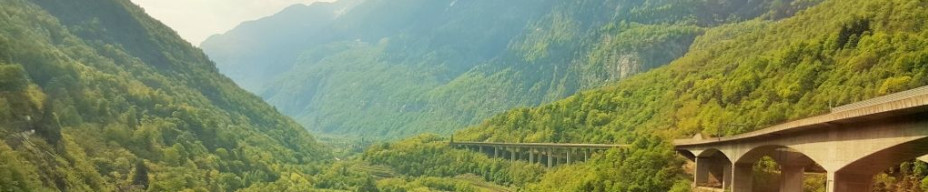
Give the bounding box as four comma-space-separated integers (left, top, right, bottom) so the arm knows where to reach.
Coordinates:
509, 148, 516, 162
494, 147, 499, 158
779, 165, 805, 192
584, 149, 589, 162
828, 172, 872, 192
730, 163, 751, 192
547, 148, 553, 168
694, 157, 710, 187
566, 149, 571, 164
529, 149, 535, 163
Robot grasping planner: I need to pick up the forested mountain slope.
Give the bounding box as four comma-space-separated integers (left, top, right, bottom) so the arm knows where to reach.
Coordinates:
456, 0, 928, 143
433, 0, 928, 190
202, 0, 819, 140
0, 0, 330, 191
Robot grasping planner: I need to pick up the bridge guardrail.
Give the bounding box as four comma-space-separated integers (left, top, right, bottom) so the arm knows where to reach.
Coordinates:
832, 85, 928, 113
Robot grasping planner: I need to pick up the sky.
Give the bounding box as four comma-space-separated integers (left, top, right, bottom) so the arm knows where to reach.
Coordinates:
130, 0, 333, 45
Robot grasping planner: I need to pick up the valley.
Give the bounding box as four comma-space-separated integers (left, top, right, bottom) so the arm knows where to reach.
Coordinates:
3, 0, 928, 191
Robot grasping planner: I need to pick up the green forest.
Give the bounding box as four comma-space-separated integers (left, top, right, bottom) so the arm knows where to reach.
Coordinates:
451, 0, 928, 190
0, 0, 332, 191
203, 0, 820, 140
4, 0, 928, 191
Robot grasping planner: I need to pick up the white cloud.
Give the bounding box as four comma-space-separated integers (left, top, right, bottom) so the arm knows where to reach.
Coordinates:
130, 0, 333, 45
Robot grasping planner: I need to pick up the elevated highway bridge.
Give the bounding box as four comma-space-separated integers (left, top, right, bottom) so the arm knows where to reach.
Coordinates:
449, 140, 626, 167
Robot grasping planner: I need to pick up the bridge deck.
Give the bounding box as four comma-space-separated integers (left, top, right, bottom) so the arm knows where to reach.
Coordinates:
675, 85, 928, 147
450, 141, 627, 149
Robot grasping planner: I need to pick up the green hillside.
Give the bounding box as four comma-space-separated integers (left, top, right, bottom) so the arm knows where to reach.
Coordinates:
8, 0, 926, 191
203, 0, 817, 140
456, 0, 928, 143
0, 0, 331, 191
359, 0, 928, 191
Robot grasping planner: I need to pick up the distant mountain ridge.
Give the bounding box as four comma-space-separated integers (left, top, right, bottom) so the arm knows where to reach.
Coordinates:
202, 0, 361, 91
202, 0, 820, 140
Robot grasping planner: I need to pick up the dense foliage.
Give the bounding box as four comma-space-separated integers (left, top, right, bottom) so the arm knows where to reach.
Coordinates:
7, 0, 928, 191
354, 134, 690, 191
0, 0, 331, 191
522, 136, 689, 192
202, 0, 818, 140
446, 0, 928, 190
363, 134, 544, 186
457, 0, 928, 143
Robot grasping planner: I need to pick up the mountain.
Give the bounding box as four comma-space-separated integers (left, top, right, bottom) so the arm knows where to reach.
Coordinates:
441, 0, 928, 190
0, 0, 330, 191
201, 0, 362, 92
202, 0, 818, 140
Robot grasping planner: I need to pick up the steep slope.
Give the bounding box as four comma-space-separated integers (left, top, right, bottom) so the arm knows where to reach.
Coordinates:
0, 0, 329, 191
201, 0, 363, 92
442, 0, 928, 190
204, 0, 818, 140
457, 0, 928, 143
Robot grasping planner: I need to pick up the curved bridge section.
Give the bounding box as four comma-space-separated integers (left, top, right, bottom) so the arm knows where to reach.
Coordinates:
675, 86, 928, 192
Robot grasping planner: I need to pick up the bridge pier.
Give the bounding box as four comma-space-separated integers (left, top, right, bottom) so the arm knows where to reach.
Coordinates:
779, 165, 804, 192
529, 148, 534, 163
566, 149, 571, 164
547, 148, 553, 168
729, 163, 748, 191
585, 149, 590, 161
509, 148, 515, 162
693, 151, 736, 191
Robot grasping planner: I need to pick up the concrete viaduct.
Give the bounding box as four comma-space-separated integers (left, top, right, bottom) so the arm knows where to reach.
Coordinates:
449, 140, 626, 167
675, 86, 928, 192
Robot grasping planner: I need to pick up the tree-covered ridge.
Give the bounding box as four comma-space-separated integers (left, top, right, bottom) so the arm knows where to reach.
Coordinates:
436, 0, 928, 190
355, 133, 690, 191
205, 0, 819, 140
0, 0, 330, 191
308, 0, 928, 190
363, 134, 545, 186
457, 0, 928, 144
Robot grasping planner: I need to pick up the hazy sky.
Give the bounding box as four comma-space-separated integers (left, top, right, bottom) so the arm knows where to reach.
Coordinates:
130, 0, 333, 45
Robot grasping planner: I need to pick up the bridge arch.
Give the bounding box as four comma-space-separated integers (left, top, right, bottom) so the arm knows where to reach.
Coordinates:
831, 136, 928, 192
693, 148, 732, 189
731, 145, 825, 192
677, 149, 696, 161
734, 145, 819, 166
695, 148, 729, 158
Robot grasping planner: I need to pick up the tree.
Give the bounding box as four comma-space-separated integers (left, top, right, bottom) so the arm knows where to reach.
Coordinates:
0, 64, 28, 91
132, 161, 149, 189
